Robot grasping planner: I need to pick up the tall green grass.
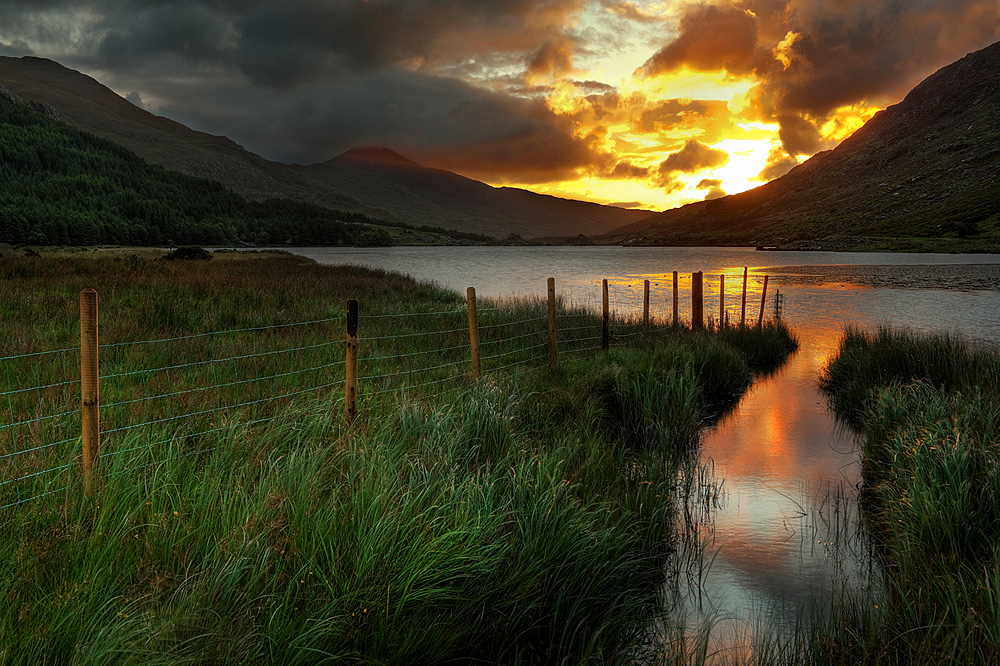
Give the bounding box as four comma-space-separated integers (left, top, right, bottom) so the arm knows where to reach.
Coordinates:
0, 250, 798, 664
819, 326, 1000, 427
787, 327, 1000, 665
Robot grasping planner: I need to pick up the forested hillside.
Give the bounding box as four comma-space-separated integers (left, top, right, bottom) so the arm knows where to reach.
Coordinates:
0, 93, 392, 246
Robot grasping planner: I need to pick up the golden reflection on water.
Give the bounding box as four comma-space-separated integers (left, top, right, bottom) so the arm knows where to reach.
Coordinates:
594, 268, 877, 660
679, 280, 870, 661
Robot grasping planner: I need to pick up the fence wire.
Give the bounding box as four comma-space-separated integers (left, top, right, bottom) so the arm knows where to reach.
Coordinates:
0, 271, 780, 517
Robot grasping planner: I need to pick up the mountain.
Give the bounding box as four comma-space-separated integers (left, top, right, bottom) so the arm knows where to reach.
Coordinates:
607, 40, 1000, 251
319, 147, 649, 238
0, 56, 649, 239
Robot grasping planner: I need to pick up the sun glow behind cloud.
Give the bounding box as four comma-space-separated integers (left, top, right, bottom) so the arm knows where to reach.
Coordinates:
459, 0, 919, 212
493, 63, 804, 211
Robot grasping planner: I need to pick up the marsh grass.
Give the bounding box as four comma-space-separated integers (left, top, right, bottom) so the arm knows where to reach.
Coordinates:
781, 327, 1000, 665
819, 325, 1000, 427
0, 251, 798, 664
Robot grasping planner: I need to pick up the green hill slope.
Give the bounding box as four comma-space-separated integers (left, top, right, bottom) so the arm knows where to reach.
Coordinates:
0, 91, 397, 247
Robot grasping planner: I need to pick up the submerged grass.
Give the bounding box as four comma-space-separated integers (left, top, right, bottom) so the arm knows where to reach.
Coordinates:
785, 327, 1000, 665
0, 250, 798, 664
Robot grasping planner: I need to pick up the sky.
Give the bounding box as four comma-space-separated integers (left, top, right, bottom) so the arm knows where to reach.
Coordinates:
1, 1, 998, 212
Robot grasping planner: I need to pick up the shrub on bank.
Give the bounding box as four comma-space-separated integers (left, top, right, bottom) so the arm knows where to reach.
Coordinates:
163, 245, 213, 261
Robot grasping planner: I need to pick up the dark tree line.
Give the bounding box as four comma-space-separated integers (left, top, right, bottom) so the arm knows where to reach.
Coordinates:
0, 95, 395, 247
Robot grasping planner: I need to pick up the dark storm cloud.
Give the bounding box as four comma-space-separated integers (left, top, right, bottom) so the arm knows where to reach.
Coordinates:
654, 139, 728, 192
152, 66, 602, 180
85, 0, 587, 87
776, 112, 827, 156
609, 160, 650, 179
573, 80, 616, 94
658, 139, 729, 174
639, 4, 767, 76
0, 0, 82, 9
756, 0, 1000, 114
0, 0, 606, 180
527, 37, 576, 80
98, 2, 230, 68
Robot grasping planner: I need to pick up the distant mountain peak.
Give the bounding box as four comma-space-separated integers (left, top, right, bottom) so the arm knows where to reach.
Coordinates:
333, 146, 423, 168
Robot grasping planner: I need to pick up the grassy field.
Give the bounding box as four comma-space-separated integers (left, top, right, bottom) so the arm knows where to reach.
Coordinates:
768, 327, 1000, 666
0, 249, 798, 665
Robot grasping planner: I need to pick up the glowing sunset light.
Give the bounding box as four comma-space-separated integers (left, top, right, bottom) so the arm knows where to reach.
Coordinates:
1, 0, 996, 212
711, 139, 779, 193
820, 103, 884, 144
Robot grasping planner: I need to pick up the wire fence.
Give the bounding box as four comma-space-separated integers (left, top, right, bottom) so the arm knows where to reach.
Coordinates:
0, 270, 776, 516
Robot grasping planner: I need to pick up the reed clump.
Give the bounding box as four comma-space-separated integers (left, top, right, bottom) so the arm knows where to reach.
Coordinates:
819, 325, 1000, 427
0, 250, 797, 664
800, 327, 1000, 665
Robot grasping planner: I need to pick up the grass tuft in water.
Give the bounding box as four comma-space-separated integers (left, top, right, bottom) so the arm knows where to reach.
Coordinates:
791, 327, 1000, 665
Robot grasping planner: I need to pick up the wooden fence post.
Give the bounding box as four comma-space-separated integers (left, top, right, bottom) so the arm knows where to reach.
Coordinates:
547, 277, 558, 370
602, 279, 610, 351
80, 289, 99, 497
741, 267, 748, 326
719, 274, 725, 327
643, 279, 650, 336
691, 271, 704, 329
345, 299, 359, 424
467, 287, 481, 379
672, 271, 679, 326
757, 275, 769, 328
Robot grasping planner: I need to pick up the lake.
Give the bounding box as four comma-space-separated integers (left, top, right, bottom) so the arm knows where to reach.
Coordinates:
290, 245, 1000, 657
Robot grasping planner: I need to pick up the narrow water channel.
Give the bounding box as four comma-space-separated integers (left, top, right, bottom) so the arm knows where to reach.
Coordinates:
680, 277, 1000, 660
678, 327, 865, 659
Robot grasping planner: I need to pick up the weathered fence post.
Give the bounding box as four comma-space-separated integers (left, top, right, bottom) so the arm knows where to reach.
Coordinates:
741, 267, 748, 326
643, 279, 650, 336
757, 275, 770, 328
80, 288, 99, 497
467, 287, 481, 379
547, 277, 557, 369
345, 299, 359, 423
672, 271, 679, 326
691, 271, 704, 329
602, 279, 610, 351
719, 274, 725, 327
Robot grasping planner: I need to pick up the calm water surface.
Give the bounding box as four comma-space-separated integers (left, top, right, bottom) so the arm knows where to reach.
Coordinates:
294, 246, 1000, 656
